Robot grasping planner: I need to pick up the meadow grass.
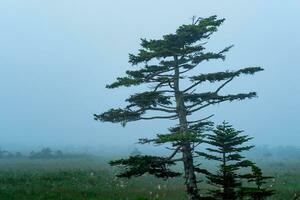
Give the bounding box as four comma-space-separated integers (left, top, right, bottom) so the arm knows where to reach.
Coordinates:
0, 156, 299, 200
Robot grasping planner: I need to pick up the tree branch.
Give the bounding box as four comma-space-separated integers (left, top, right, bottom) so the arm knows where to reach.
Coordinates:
188, 92, 255, 113
187, 114, 214, 124
140, 115, 178, 120
188, 100, 223, 113
215, 76, 234, 94
168, 81, 175, 89
183, 80, 202, 93
167, 146, 181, 160
169, 158, 183, 162
157, 103, 177, 110
152, 81, 168, 92
148, 107, 177, 113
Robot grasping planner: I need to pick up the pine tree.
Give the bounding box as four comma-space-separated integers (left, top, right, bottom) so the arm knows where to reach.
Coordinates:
239, 164, 275, 200
197, 122, 254, 200
94, 16, 263, 200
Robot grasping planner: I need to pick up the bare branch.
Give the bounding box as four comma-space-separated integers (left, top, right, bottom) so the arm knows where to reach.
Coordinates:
167, 146, 181, 160
157, 103, 177, 110
153, 90, 175, 93
143, 67, 174, 81
179, 68, 193, 74
148, 107, 177, 113
183, 80, 202, 93
188, 99, 226, 113
152, 81, 167, 92
188, 101, 215, 113
215, 76, 234, 94
187, 114, 214, 124
169, 158, 183, 162
140, 115, 178, 120
168, 81, 175, 89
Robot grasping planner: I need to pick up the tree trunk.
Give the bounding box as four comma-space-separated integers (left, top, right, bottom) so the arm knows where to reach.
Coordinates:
222, 152, 228, 200
182, 142, 201, 200
173, 56, 201, 200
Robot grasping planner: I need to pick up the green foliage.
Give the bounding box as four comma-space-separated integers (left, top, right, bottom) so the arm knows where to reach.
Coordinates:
190, 67, 264, 83
139, 132, 204, 146
139, 121, 213, 149
110, 155, 181, 179
94, 108, 142, 125
95, 15, 262, 127
128, 16, 226, 65
106, 76, 144, 89
126, 91, 172, 108
184, 92, 257, 106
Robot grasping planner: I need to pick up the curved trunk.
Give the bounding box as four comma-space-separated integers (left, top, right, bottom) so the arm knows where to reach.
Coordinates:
174, 56, 201, 200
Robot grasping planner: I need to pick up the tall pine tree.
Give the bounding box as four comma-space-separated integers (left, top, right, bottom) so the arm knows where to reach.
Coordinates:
197, 122, 255, 200
94, 16, 263, 200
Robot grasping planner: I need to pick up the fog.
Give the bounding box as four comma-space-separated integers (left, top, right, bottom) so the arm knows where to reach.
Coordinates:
0, 1, 299, 152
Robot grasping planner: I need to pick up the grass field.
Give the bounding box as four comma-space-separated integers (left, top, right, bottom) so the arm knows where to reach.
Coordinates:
0, 156, 299, 200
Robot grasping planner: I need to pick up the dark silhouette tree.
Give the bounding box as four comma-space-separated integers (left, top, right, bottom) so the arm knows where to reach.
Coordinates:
239, 164, 275, 200
94, 16, 263, 200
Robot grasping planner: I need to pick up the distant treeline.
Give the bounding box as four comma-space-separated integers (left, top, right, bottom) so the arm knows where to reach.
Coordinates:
0, 147, 89, 159
247, 146, 300, 160
0, 149, 23, 158
1, 146, 300, 160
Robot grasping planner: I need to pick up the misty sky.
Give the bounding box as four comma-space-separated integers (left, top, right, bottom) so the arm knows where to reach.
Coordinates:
0, 1, 299, 150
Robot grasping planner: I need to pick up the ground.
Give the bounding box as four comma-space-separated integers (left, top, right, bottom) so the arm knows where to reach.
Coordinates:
0, 156, 299, 200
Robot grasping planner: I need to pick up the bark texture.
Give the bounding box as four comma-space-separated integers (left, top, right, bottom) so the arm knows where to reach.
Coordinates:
174, 56, 201, 200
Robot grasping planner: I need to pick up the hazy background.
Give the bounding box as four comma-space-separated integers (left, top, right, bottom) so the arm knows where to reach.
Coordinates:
0, 0, 299, 152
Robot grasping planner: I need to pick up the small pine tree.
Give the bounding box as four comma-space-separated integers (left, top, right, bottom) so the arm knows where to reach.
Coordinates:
239, 164, 275, 200
197, 122, 254, 200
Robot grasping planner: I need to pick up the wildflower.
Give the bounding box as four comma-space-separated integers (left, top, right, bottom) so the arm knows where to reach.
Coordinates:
157, 184, 161, 190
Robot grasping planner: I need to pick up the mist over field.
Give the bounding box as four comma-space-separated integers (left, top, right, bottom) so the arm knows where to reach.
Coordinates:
0, 1, 299, 153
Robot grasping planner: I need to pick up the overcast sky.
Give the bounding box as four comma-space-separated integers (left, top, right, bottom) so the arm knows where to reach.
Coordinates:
0, 0, 299, 150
